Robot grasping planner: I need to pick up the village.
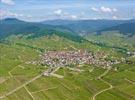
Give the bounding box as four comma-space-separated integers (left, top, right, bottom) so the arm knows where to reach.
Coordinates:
36, 50, 119, 69
25, 49, 134, 77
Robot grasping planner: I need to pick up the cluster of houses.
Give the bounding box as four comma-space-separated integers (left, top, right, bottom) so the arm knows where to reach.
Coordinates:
36, 50, 117, 68
127, 52, 135, 57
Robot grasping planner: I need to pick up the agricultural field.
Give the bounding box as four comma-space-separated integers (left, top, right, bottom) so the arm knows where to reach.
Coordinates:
85, 32, 135, 51
0, 35, 135, 100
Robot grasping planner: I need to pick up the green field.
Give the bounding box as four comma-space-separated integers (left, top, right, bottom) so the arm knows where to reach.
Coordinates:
0, 35, 135, 100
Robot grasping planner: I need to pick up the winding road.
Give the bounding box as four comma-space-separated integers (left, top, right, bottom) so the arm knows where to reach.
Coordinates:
92, 66, 113, 100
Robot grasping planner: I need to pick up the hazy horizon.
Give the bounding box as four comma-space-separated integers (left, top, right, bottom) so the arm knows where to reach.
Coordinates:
1, 0, 135, 22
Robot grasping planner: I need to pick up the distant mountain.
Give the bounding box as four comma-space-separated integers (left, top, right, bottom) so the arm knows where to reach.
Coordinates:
0, 18, 84, 42
0, 18, 44, 37
42, 19, 135, 35
1, 18, 135, 42
42, 19, 76, 25
99, 22, 135, 37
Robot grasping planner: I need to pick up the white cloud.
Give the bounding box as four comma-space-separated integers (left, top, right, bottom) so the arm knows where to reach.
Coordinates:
112, 8, 117, 12
100, 6, 112, 13
0, 9, 15, 18
54, 9, 62, 15
0, 9, 31, 19
91, 6, 117, 13
1, 0, 15, 5
53, 9, 78, 20
112, 16, 118, 20
91, 7, 99, 12
70, 15, 77, 19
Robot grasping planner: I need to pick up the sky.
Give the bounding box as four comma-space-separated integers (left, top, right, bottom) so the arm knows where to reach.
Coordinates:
0, 0, 135, 22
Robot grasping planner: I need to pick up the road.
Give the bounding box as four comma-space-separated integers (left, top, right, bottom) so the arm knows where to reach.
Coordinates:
92, 66, 113, 100
89, 67, 94, 73
92, 80, 113, 100
31, 87, 57, 94
24, 86, 35, 100
0, 67, 61, 99
125, 78, 135, 84
51, 73, 64, 78
67, 67, 84, 72
0, 74, 42, 99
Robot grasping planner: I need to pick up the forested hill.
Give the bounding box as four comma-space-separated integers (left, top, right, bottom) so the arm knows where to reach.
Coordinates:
99, 22, 135, 37
1, 18, 135, 42
42, 19, 135, 36
0, 18, 84, 42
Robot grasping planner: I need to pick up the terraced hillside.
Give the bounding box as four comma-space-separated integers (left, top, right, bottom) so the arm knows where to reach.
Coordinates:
0, 34, 135, 100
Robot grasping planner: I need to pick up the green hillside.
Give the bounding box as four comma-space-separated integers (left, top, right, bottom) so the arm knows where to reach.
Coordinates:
0, 18, 135, 100
0, 32, 135, 100
99, 22, 135, 37
0, 18, 83, 42
85, 31, 135, 51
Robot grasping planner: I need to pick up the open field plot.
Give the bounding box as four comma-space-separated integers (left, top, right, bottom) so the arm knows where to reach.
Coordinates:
0, 78, 21, 96
96, 63, 135, 100
103, 64, 135, 86
96, 88, 134, 100
0, 62, 47, 97
0, 43, 40, 76
4, 87, 32, 100
25, 66, 109, 100
0, 61, 111, 100
7, 35, 105, 52
85, 32, 135, 51
0, 58, 21, 76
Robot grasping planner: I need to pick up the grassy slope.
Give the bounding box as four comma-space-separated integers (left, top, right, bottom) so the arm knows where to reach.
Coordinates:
0, 35, 135, 100
85, 31, 135, 51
